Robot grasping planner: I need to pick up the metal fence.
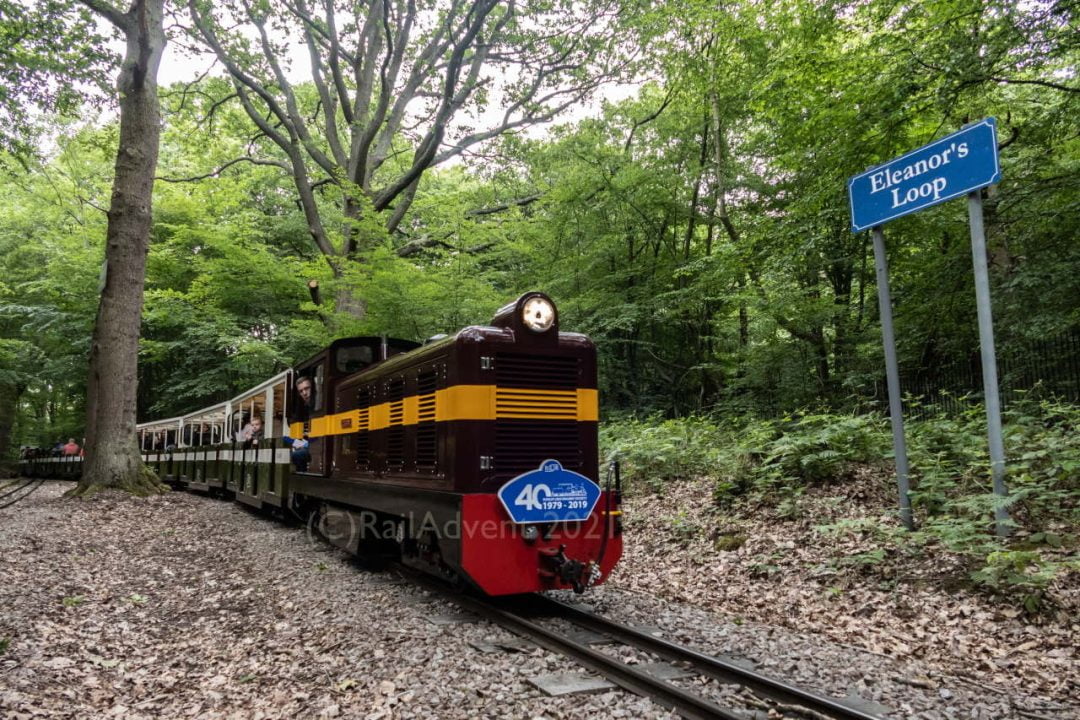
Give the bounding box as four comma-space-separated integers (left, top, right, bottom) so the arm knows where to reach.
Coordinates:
891, 327, 1080, 419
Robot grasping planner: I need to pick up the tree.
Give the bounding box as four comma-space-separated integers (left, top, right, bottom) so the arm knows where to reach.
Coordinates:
185, 0, 634, 315
74, 0, 169, 496
0, 146, 102, 466
0, 0, 113, 159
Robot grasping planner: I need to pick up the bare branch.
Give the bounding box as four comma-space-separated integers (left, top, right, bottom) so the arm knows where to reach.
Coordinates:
373, 0, 501, 210
987, 76, 1079, 94
465, 193, 541, 217
368, 0, 464, 177
396, 234, 454, 257
324, 1, 355, 125
160, 66, 213, 114
156, 156, 288, 182
242, 0, 338, 178
78, 0, 130, 31
624, 87, 674, 151
295, 0, 348, 167
384, 175, 420, 233
352, 0, 387, 133
187, 0, 299, 145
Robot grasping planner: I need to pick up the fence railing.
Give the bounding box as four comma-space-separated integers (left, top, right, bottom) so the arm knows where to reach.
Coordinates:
871, 326, 1080, 419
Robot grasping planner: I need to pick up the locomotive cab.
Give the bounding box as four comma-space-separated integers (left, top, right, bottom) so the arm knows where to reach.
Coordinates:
288, 336, 420, 475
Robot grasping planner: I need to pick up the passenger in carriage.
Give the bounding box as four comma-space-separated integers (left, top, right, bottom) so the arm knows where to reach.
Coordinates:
239, 415, 264, 447
287, 432, 310, 472
62, 438, 80, 456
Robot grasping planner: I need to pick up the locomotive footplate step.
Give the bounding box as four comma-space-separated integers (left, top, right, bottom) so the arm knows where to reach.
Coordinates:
426, 612, 479, 625
637, 662, 695, 681
362, 575, 405, 586
528, 672, 615, 697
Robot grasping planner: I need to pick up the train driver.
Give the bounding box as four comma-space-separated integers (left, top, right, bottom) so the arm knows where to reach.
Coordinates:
295, 375, 317, 420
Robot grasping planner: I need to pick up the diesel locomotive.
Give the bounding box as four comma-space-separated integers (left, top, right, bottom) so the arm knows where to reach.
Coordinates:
24, 293, 623, 595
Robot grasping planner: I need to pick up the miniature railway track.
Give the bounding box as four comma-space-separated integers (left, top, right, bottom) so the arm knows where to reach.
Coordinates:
532, 594, 881, 719
0, 477, 46, 510
409, 573, 882, 720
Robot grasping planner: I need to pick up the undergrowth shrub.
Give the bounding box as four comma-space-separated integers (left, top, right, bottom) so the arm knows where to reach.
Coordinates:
603, 399, 1080, 608
753, 412, 890, 487
599, 416, 724, 492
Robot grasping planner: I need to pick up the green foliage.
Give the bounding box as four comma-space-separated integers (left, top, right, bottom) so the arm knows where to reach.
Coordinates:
341, 246, 503, 341
0, 1, 114, 158
602, 411, 889, 497
970, 551, 1076, 613
600, 416, 727, 492
754, 413, 891, 487
713, 533, 747, 552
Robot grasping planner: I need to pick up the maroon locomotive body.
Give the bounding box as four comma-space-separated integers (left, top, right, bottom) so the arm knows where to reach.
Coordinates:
286, 292, 622, 595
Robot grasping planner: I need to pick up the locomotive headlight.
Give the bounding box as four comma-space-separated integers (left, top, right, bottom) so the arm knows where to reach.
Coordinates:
521, 525, 539, 542
521, 296, 555, 332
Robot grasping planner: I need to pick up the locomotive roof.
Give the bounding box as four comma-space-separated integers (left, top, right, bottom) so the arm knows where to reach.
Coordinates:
291, 335, 418, 371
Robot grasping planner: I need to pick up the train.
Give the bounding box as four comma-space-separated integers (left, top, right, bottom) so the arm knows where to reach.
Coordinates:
20, 292, 623, 596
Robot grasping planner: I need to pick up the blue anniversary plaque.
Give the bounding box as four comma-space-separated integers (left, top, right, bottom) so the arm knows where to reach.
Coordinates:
497, 459, 601, 524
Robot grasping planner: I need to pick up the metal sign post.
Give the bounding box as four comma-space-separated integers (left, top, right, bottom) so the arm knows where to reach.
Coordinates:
849, 118, 1007, 533
968, 191, 1011, 537
871, 226, 914, 530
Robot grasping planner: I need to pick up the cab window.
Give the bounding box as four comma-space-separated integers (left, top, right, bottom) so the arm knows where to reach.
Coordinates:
337, 345, 375, 374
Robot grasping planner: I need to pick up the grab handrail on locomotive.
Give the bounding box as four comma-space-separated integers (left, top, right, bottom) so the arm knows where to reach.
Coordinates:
20, 293, 623, 595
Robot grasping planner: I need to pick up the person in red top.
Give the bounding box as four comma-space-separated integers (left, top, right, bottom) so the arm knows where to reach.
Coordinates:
62, 438, 80, 456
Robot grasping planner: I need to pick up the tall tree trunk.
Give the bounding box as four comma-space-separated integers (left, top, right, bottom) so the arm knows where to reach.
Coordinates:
75, 0, 167, 496
708, 90, 749, 349
0, 383, 22, 474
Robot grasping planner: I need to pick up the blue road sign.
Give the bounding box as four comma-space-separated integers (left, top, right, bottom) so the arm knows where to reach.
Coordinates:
849, 118, 1001, 232
497, 459, 601, 524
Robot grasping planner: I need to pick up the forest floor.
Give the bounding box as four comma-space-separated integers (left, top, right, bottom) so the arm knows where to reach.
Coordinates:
0, 479, 1076, 719
0, 482, 671, 720
608, 471, 1079, 708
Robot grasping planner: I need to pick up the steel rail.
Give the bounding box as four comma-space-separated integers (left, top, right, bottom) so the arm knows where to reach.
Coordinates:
448, 591, 747, 720
0, 478, 45, 510
535, 595, 881, 720
0, 478, 33, 501
405, 568, 882, 720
